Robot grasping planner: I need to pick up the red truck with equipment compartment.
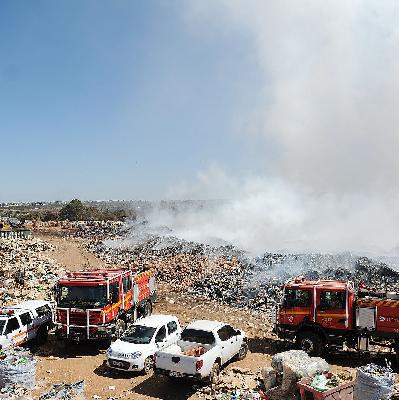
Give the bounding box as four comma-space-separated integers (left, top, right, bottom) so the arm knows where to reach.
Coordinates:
274, 277, 399, 358
55, 268, 156, 342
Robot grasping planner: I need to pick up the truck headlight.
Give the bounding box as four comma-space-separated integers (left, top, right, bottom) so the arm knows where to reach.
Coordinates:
128, 352, 142, 359
106, 348, 113, 357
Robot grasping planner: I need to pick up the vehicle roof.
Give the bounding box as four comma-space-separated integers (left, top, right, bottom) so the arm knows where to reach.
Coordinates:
185, 320, 225, 332
0, 300, 50, 317
14, 300, 50, 310
134, 314, 178, 328
285, 279, 351, 290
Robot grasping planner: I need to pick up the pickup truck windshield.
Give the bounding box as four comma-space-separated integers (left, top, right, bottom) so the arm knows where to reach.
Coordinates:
181, 329, 215, 345
0, 320, 5, 335
121, 325, 156, 344
57, 285, 107, 309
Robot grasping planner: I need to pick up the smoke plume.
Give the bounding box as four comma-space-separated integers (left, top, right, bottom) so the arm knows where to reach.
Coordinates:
147, 2, 399, 256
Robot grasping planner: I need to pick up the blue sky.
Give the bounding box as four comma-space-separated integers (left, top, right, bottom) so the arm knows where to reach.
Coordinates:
0, 1, 263, 202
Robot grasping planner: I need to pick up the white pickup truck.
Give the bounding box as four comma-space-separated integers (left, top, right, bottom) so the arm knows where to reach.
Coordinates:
154, 320, 248, 383
0, 300, 53, 349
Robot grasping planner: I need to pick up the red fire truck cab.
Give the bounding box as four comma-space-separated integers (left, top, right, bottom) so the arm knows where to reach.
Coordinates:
274, 277, 399, 358
55, 268, 156, 342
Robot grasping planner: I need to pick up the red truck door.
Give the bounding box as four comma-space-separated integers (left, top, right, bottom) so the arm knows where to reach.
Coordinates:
315, 289, 348, 330
280, 288, 313, 327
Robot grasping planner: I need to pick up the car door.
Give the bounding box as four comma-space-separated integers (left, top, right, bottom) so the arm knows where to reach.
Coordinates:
19, 312, 35, 341
217, 325, 239, 363
5, 316, 25, 345
166, 320, 180, 346
154, 325, 168, 349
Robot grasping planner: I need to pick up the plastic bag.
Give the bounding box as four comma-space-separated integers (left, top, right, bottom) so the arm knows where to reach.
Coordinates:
355, 363, 394, 400
311, 374, 329, 392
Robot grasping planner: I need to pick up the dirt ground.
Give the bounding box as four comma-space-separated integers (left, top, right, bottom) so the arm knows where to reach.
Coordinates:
30, 234, 396, 399
37, 233, 117, 271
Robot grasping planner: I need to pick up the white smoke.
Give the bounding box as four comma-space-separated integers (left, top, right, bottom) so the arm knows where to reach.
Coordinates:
183, 1, 399, 193
144, 165, 399, 255
139, 2, 399, 257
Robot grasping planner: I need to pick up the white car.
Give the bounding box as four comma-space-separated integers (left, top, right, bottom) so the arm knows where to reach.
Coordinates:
0, 300, 53, 349
106, 314, 181, 374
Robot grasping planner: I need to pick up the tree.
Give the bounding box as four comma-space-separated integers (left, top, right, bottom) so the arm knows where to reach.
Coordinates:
59, 199, 85, 221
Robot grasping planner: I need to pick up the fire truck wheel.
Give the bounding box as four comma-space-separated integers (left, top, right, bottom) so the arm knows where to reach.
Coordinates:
143, 356, 154, 375
115, 319, 126, 339
296, 331, 323, 356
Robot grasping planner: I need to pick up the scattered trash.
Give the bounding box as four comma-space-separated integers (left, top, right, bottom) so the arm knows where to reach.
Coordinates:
0, 238, 65, 306
40, 380, 85, 399
355, 363, 394, 400
0, 347, 36, 390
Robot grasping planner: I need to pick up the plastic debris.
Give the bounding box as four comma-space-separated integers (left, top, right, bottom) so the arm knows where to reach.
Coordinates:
40, 380, 85, 399
0, 347, 36, 390
355, 363, 394, 400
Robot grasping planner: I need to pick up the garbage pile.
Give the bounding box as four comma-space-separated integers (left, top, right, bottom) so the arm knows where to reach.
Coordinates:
85, 226, 399, 314
34, 220, 124, 240
0, 347, 36, 390
0, 238, 65, 306
196, 367, 264, 400
39, 380, 85, 400
355, 363, 394, 400
262, 350, 331, 399
0, 384, 33, 400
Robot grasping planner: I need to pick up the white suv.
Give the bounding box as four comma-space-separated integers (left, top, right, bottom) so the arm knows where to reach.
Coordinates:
106, 314, 181, 374
0, 300, 53, 349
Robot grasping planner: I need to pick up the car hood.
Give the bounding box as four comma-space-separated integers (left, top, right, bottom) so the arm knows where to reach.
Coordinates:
110, 339, 155, 354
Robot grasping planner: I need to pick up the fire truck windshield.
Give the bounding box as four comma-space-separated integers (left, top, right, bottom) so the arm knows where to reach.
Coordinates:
57, 285, 107, 309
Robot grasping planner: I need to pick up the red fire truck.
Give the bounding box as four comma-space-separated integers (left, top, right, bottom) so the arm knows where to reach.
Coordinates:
274, 277, 399, 358
55, 268, 156, 342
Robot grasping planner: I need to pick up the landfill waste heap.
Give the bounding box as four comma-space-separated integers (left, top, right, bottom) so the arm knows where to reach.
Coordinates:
83, 221, 399, 315
0, 238, 65, 306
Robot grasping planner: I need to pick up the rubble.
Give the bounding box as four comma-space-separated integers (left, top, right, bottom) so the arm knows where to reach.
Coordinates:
355, 363, 394, 400
0, 346, 36, 390
263, 350, 331, 398
83, 222, 399, 317
0, 238, 65, 306
0, 384, 33, 399
39, 380, 85, 399
196, 367, 264, 400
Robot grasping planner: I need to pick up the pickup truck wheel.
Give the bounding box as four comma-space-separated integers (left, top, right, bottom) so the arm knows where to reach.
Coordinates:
36, 326, 48, 345
143, 356, 154, 375
207, 363, 220, 385
296, 331, 323, 357
115, 319, 126, 340
236, 343, 248, 360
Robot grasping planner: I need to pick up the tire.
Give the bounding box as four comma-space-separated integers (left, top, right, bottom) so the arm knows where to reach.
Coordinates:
206, 363, 220, 385
143, 301, 152, 317
36, 325, 49, 345
296, 331, 324, 357
114, 319, 126, 340
143, 356, 154, 375
236, 343, 249, 361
